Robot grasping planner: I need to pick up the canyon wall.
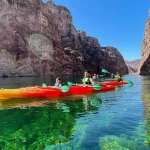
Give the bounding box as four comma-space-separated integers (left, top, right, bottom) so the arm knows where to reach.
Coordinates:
138, 19, 150, 75
0, 0, 128, 77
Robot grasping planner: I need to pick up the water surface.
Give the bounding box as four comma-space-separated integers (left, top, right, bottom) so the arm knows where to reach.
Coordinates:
0, 75, 150, 150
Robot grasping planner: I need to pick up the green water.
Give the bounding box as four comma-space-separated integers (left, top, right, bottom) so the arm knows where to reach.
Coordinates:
0, 75, 150, 150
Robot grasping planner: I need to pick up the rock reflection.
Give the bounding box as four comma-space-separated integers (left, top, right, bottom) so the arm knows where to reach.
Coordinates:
141, 76, 150, 145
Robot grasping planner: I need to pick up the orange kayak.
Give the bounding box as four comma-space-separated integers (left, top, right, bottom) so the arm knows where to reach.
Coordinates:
0, 86, 63, 100
0, 84, 115, 100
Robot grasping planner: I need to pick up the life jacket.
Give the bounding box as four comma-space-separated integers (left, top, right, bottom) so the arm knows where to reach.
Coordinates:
115, 75, 121, 81
55, 83, 64, 87
82, 77, 92, 84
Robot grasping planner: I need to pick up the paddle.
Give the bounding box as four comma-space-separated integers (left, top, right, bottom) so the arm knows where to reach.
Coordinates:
67, 82, 102, 90
42, 83, 69, 92
42, 83, 47, 87
92, 84, 102, 90
102, 69, 110, 74
126, 80, 133, 85
99, 74, 105, 78
67, 82, 76, 86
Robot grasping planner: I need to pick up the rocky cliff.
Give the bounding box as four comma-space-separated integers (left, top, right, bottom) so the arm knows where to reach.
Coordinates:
125, 59, 141, 74
138, 19, 150, 75
0, 0, 128, 77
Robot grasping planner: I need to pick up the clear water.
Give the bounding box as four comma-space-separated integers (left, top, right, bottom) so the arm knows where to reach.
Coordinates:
0, 75, 150, 150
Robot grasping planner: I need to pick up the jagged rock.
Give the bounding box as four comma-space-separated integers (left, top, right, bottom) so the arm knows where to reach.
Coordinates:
138, 19, 150, 75
0, 0, 128, 77
125, 59, 141, 74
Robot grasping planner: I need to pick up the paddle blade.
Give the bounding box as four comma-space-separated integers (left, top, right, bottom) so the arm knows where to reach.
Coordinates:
67, 82, 73, 86
92, 84, 102, 90
61, 85, 69, 92
42, 83, 47, 87
126, 80, 133, 85
102, 69, 109, 74
99, 74, 105, 78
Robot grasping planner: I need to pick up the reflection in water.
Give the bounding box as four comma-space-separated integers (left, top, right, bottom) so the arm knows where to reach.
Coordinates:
0, 94, 102, 149
0, 76, 150, 149
141, 76, 150, 145
82, 95, 102, 112
0, 94, 102, 111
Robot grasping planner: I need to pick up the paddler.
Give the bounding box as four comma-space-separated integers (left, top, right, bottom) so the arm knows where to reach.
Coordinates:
111, 73, 115, 79
114, 73, 123, 82
54, 77, 64, 87
92, 74, 99, 82
82, 70, 95, 85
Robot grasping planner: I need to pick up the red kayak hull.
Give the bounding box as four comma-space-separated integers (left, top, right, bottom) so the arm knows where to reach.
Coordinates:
0, 85, 115, 100
66, 85, 115, 95
101, 81, 128, 86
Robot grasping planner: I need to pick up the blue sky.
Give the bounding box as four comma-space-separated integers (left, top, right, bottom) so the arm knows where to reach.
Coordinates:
43, 0, 150, 60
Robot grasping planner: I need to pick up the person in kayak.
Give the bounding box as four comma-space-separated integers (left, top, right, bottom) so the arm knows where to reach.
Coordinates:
93, 74, 100, 82
82, 70, 95, 85
111, 73, 115, 79
114, 73, 123, 82
55, 77, 64, 87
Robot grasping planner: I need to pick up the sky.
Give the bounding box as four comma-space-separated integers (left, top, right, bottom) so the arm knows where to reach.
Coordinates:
43, 0, 150, 61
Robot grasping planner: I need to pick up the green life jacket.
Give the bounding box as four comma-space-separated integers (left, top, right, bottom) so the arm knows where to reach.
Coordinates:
82, 77, 91, 84
115, 75, 121, 81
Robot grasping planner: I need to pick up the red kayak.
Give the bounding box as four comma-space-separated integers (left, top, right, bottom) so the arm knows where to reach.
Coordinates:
99, 85, 115, 92
66, 84, 115, 95
100, 80, 133, 86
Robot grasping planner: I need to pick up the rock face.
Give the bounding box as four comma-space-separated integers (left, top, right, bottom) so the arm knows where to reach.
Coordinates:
138, 19, 150, 75
0, 0, 128, 77
125, 59, 141, 74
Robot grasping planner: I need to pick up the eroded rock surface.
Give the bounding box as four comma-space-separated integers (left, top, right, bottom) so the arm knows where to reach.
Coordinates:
0, 0, 128, 77
138, 19, 150, 75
